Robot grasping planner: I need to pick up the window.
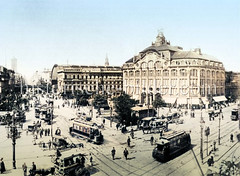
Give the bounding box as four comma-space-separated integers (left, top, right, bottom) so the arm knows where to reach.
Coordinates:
141, 62, 147, 69
155, 61, 161, 68
135, 71, 140, 77
190, 69, 198, 77
163, 69, 169, 77
148, 61, 154, 69
171, 69, 177, 77
180, 69, 187, 77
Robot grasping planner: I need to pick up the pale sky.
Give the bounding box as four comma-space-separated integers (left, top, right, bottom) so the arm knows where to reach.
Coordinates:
0, 0, 239, 81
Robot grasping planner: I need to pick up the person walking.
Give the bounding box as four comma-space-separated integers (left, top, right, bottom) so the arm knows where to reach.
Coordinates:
150, 136, 154, 145
48, 140, 51, 150
130, 129, 134, 139
127, 136, 131, 147
81, 156, 85, 167
22, 163, 27, 176
111, 147, 116, 160
123, 148, 129, 160
89, 153, 93, 166
0, 158, 6, 173
230, 134, 234, 142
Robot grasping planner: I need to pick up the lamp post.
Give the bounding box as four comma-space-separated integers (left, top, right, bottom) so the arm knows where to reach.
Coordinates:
200, 107, 204, 163
218, 110, 221, 145
5, 110, 22, 169
205, 126, 210, 156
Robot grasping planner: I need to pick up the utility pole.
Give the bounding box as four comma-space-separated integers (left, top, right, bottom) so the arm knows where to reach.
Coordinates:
218, 112, 221, 145
110, 107, 112, 128
200, 108, 204, 163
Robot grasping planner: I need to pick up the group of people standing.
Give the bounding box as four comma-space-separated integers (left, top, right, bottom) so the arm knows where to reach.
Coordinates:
22, 162, 36, 176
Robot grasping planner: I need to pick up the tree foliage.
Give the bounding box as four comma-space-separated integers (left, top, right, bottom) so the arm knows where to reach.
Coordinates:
113, 92, 137, 125
74, 90, 90, 106
92, 94, 108, 108
152, 94, 165, 109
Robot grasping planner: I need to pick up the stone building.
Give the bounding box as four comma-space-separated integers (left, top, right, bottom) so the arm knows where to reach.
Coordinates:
122, 33, 225, 108
0, 66, 15, 95
225, 71, 240, 102
51, 64, 122, 97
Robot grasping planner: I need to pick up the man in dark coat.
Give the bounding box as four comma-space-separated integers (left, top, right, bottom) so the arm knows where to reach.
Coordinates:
0, 158, 6, 173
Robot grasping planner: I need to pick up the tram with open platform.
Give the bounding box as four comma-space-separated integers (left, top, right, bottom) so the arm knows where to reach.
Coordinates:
152, 130, 191, 161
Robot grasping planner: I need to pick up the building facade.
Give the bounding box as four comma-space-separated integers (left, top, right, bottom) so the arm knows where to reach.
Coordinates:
0, 66, 15, 95
225, 71, 240, 102
51, 65, 123, 97
122, 33, 225, 108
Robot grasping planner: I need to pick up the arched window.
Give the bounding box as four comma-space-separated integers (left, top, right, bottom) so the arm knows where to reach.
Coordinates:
200, 70, 205, 77
212, 71, 215, 78
180, 69, 187, 77
141, 62, 147, 69
163, 69, 169, 76
171, 69, 178, 76
135, 70, 140, 77
155, 61, 161, 68
190, 69, 197, 77
148, 61, 154, 69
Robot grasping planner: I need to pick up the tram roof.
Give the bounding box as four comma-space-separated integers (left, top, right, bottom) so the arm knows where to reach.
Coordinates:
156, 130, 188, 145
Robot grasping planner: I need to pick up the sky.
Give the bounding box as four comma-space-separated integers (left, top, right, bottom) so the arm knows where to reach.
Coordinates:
0, 0, 239, 82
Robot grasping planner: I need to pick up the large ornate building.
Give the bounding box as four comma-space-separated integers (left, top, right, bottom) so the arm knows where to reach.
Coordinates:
51, 63, 122, 97
122, 33, 226, 108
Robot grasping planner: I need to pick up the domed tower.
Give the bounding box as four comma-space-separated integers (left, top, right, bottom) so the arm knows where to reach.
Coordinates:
154, 32, 167, 46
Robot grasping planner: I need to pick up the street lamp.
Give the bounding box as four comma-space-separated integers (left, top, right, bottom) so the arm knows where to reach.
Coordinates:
218, 108, 222, 145
200, 107, 204, 163
5, 111, 22, 169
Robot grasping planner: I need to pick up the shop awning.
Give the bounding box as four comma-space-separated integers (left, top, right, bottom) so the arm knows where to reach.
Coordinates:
177, 98, 187, 105
213, 96, 227, 102
189, 98, 200, 105
200, 97, 209, 105
164, 97, 177, 104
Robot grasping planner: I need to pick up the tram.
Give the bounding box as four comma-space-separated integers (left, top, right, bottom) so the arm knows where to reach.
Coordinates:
152, 130, 191, 161
69, 119, 104, 144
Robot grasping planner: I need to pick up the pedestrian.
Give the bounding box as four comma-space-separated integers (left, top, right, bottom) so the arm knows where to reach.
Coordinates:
45, 129, 48, 136
111, 147, 116, 160
213, 141, 216, 151
230, 134, 234, 142
150, 136, 154, 145
81, 156, 85, 167
123, 148, 129, 160
89, 153, 93, 166
22, 163, 27, 176
0, 158, 6, 173
127, 136, 131, 147
116, 123, 120, 130
130, 129, 134, 139
48, 128, 50, 136
103, 119, 105, 124
48, 140, 51, 150
222, 114, 224, 120
29, 162, 36, 176
159, 130, 163, 138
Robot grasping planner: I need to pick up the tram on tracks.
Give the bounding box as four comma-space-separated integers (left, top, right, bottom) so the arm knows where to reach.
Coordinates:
152, 130, 191, 161
69, 119, 104, 144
